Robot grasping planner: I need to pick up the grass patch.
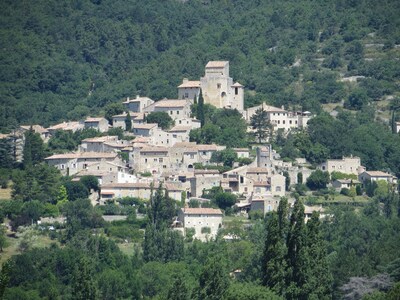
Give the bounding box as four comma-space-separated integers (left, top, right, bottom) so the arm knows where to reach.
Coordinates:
0, 231, 59, 265
117, 242, 135, 257
0, 187, 12, 200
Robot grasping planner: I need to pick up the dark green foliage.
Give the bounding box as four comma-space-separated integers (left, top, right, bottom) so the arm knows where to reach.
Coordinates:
64, 181, 89, 201
104, 103, 124, 125
210, 148, 237, 167
11, 164, 61, 202
190, 108, 248, 147
145, 111, 174, 130
215, 192, 237, 211
306, 170, 330, 190
125, 112, 132, 131
198, 256, 230, 300
0, 139, 15, 169
197, 90, 205, 127
250, 107, 272, 143
23, 129, 45, 168
297, 172, 303, 185
72, 256, 98, 300
80, 175, 99, 192
225, 282, 282, 300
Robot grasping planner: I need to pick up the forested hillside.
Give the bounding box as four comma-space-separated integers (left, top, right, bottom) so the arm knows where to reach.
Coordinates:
1, 0, 400, 130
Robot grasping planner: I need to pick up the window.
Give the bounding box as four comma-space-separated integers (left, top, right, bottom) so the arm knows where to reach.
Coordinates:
289, 120, 292, 124
235, 87, 238, 95
154, 158, 157, 162
277, 120, 280, 124
177, 111, 179, 115
283, 120, 285, 124
190, 154, 194, 159
276, 186, 281, 192
61, 164, 65, 170
184, 92, 189, 98
217, 83, 221, 89
159, 158, 163, 163
145, 159, 148, 163
170, 111, 173, 115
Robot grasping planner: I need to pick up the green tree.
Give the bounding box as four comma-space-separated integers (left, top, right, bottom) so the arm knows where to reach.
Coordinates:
250, 107, 272, 143
0, 139, 14, 169
104, 103, 124, 125
23, 128, 45, 168
198, 256, 229, 300
0, 225, 8, 252
262, 198, 288, 295
306, 170, 330, 190
146, 111, 174, 130
166, 272, 191, 300
303, 212, 333, 299
64, 181, 89, 201
297, 172, 303, 185
197, 89, 205, 127
210, 149, 237, 167
125, 112, 132, 131
72, 257, 98, 300
286, 199, 307, 300
80, 175, 99, 192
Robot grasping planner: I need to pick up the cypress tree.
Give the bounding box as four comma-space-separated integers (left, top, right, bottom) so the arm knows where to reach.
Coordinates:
125, 112, 132, 131
23, 127, 45, 168
72, 257, 98, 300
197, 89, 205, 127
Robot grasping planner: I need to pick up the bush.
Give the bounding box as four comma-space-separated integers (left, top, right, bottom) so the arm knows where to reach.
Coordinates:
340, 188, 350, 196
201, 227, 211, 234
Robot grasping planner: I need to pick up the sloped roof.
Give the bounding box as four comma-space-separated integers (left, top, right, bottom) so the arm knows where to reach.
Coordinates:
206, 61, 228, 68
182, 208, 223, 215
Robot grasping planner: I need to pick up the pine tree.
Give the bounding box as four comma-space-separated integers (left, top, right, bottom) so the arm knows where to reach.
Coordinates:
197, 89, 205, 127
250, 107, 273, 143
23, 127, 45, 168
125, 112, 132, 131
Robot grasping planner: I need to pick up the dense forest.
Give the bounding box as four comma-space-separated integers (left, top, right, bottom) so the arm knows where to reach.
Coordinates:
1, 0, 400, 130
1, 0, 400, 299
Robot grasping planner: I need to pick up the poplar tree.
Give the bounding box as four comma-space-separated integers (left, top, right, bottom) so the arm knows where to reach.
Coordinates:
286, 198, 308, 300
303, 212, 333, 299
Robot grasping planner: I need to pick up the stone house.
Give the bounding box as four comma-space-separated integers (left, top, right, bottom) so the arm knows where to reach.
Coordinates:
45, 152, 120, 176
332, 179, 361, 191
99, 181, 183, 203
84, 117, 109, 133
358, 171, 398, 185
123, 95, 154, 113
319, 156, 362, 175
177, 208, 223, 241
244, 103, 312, 131
133, 123, 158, 137
144, 99, 192, 120
132, 146, 170, 174
47, 121, 84, 134
189, 170, 221, 198
178, 79, 201, 100
79, 136, 130, 153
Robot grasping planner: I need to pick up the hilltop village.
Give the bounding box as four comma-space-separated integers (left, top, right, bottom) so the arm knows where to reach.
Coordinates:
3, 61, 397, 241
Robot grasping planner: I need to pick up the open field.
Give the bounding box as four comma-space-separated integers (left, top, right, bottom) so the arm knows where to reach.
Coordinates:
0, 231, 59, 264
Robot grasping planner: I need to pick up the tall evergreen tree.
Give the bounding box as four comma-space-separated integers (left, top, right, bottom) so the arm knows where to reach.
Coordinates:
23, 128, 45, 168
198, 256, 230, 300
262, 198, 289, 295
197, 90, 205, 127
286, 198, 308, 300
250, 107, 272, 143
166, 272, 191, 300
72, 257, 98, 300
125, 112, 132, 131
303, 212, 333, 299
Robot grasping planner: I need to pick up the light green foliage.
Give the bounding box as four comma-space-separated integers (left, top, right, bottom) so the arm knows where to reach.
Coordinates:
225, 282, 282, 300
331, 171, 358, 181
0, 226, 8, 252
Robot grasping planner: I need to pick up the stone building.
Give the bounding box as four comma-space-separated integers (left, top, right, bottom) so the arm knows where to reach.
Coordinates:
178, 61, 244, 112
